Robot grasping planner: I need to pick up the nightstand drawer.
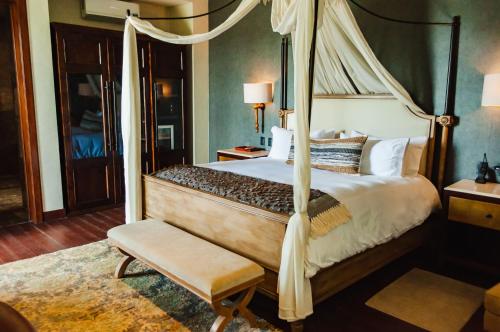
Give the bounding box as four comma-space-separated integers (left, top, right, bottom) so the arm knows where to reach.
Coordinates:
218, 155, 237, 162
449, 196, 500, 231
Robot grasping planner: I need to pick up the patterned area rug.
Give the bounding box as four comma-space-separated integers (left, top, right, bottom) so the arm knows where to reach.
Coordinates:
0, 240, 280, 332
366, 268, 484, 332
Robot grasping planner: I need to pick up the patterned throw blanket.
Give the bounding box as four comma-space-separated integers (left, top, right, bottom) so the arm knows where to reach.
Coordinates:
155, 165, 352, 237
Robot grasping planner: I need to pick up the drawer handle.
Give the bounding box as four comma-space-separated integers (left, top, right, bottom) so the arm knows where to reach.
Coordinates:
485, 213, 493, 219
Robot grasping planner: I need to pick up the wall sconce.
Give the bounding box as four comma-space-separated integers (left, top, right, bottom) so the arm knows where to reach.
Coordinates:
243, 82, 273, 133
482, 73, 500, 107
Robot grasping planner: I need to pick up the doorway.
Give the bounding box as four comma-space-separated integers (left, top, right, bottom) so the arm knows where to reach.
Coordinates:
0, 0, 43, 224
0, 3, 27, 226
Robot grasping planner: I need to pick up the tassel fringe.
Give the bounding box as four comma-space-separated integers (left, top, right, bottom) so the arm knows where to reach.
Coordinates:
310, 204, 352, 238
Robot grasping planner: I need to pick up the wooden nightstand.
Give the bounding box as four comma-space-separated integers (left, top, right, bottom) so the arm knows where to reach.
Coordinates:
217, 148, 269, 162
444, 179, 500, 231
441, 180, 500, 274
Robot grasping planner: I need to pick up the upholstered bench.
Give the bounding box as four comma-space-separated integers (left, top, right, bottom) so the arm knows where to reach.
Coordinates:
107, 219, 265, 332
485, 283, 500, 331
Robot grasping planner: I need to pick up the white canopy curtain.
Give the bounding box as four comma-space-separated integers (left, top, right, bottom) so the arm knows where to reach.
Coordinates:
121, 0, 424, 322
121, 0, 262, 226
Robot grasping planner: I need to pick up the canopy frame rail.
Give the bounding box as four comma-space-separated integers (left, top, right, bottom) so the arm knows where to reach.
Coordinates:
126, 0, 238, 20
278, 2, 460, 192
346, 2, 461, 190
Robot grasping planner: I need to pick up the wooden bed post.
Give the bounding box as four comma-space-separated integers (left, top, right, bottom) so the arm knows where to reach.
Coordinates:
436, 115, 457, 192
436, 16, 460, 192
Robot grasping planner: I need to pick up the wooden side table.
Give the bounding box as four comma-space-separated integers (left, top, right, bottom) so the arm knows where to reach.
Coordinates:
444, 179, 500, 231
441, 179, 500, 274
217, 148, 269, 162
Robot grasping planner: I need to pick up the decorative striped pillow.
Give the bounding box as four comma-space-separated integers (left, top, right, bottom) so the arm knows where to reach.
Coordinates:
287, 136, 368, 175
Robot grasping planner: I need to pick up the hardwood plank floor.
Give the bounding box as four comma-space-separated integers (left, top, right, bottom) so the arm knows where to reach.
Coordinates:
0, 207, 123, 263
0, 207, 490, 331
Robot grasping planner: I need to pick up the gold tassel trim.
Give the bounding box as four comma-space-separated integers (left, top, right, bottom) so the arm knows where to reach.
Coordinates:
310, 204, 352, 238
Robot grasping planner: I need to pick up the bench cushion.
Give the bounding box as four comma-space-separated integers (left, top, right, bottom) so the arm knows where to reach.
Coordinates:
108, 220, 264, 299
486, 283, 500, 316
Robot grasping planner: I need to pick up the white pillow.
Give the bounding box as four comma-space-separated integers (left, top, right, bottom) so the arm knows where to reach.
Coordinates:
350, 130, 427, 176
360, 138, 409, 176
269, 126, 293, 160
310, 128, 337, 139
404, 136, 428, 176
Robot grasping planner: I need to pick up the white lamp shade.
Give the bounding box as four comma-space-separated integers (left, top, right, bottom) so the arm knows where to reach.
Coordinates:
243, 82, 273, 104
482, 73, 500, 107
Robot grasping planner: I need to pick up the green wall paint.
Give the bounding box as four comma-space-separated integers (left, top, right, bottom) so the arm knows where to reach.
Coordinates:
209, 1, 292, 160
209, 1, 500, 182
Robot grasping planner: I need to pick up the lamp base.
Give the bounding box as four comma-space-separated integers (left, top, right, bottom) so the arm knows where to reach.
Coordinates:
253, 104, 265, 133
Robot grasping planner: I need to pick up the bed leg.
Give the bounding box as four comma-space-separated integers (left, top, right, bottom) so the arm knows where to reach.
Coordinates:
114, 250, 135, 279
290, 320, 304, 332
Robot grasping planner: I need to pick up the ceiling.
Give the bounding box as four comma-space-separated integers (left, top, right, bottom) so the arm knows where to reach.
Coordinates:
137, 0, 192, 6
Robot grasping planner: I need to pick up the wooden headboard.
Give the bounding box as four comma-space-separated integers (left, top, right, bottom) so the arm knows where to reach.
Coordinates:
279, 95, 438, 180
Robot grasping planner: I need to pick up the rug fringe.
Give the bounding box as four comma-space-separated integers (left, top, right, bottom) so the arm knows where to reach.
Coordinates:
310, 204, 352, 238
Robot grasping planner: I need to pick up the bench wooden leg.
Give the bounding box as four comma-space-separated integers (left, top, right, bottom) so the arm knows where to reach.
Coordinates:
210, 286, 257, 332
114, 250, 135, 279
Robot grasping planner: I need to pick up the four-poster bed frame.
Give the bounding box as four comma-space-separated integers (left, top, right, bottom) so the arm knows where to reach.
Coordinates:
143, 95, 439, 302
133, 1, 460, 330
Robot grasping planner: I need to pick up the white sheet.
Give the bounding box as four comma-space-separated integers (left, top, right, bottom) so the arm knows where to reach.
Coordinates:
203, 157, 441, 277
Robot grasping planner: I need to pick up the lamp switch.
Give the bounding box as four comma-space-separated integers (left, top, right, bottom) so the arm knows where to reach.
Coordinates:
260, 137, 265, 146
268, 137, 272, 146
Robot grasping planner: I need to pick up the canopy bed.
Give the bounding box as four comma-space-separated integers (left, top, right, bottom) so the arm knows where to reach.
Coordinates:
119, 0, 460, 329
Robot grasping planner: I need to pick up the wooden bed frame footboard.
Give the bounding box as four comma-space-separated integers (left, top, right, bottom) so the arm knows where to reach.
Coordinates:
143, 174, 435, 304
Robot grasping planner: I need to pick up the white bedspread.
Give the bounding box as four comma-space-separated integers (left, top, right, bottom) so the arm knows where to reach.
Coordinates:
203, 157, 440, 277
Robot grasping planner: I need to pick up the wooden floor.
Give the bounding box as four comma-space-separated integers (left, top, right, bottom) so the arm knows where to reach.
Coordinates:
0, 207, 489, 331
0, 207, 124, 264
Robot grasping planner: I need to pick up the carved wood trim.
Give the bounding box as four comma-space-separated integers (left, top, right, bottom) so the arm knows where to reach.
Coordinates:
279, 108, 294, 129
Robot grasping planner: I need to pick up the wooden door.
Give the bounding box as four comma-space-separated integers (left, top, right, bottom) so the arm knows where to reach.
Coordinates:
138, 40, 154, 174
107, 36, 124, 203
108, 37, 153, 178
150, 41, 188, 170
53, 25, 116, 212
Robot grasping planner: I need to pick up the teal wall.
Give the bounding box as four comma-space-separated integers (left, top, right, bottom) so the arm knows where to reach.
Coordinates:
209, 0, 500, 182
209, 1, 293, 160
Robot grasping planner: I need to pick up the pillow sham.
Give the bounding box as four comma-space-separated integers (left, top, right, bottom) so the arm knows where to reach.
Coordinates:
350, 130, 427, 176
269, 126, 339, 160
288, 136, 368, 175
360, 138, 409, 176
403, 136, 428, 176
310, 128, 338, 139
80, 110, 103, 132
268, 126, 293, 160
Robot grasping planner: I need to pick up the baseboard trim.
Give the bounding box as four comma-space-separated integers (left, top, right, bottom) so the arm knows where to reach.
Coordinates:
43, 209, 66, 222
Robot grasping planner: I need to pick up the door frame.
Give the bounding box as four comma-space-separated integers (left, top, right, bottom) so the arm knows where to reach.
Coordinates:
3, 0, 44, 223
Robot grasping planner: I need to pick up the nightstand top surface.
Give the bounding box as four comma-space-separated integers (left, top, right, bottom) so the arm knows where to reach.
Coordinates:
445, 179, 500, 200
217, 148, 269, 159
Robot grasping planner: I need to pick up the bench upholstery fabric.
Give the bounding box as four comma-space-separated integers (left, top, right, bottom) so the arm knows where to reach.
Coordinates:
108, 220, 264, 298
